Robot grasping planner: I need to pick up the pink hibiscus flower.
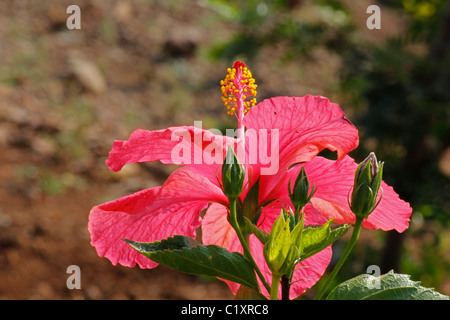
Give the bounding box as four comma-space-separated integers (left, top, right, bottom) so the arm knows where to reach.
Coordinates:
88, 62, 411, 299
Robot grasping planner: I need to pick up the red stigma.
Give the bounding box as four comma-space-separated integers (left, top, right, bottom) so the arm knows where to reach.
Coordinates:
233, 61, 246, 70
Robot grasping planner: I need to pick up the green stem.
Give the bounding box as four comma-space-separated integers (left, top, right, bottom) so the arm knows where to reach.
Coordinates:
315, 217, 364, 300
270, 274, 281, 300
229, 198, 271, 294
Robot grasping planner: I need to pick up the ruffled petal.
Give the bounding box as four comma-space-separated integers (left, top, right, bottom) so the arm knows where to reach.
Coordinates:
361, 182, 413, 232
289, 247, 332, 299
106, 126, 236, 183
289, 156, 412, 232
88, 186, 208, 269
201, 203, 240, 251
154, 166, 228, 206
243, 95, 359, 161
243, 95, 359, 201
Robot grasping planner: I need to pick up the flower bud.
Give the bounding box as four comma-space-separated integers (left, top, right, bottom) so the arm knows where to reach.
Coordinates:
221, 145, 246, 199
350, 152, 384, 219
288, 167, 316, 211
263, 209, 302, 277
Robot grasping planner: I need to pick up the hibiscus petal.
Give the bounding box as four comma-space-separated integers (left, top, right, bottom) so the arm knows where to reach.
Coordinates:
291, 156, 412, 232
243, 95, 359, 201
243, 95, 359, 162
287, 247, 332, 299
106, 126, 236, 182
88, 186, 208, 269
201, 203, 239, 250
154, 166, 228, 206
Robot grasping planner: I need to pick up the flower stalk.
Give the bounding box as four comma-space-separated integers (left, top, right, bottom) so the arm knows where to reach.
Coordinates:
314, 216, 364, 300
270, 274, 281, 300
228, 197, 271, 294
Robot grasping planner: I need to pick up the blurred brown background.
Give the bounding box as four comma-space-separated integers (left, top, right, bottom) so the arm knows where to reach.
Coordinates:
0, 0, 448, 299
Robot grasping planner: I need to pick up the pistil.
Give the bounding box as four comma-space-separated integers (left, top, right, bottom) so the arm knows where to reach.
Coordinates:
220, 61, 257, 161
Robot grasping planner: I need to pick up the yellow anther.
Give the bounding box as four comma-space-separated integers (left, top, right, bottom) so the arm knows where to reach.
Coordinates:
220, 61, 257, 116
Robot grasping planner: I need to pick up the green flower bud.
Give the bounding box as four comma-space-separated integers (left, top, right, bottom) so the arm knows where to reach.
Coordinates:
288, 167, 316, 211
221, 145, 246, 199
350, 152, 384, 219
263, 209, 303, 277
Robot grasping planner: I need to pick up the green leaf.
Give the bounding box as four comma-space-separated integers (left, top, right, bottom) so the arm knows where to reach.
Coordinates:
123, 235, 259, 289
300, 221, 350, 261
327, 270, 450, 300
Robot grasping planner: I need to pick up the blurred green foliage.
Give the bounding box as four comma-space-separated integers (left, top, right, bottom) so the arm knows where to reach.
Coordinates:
206, 0, 354, 62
